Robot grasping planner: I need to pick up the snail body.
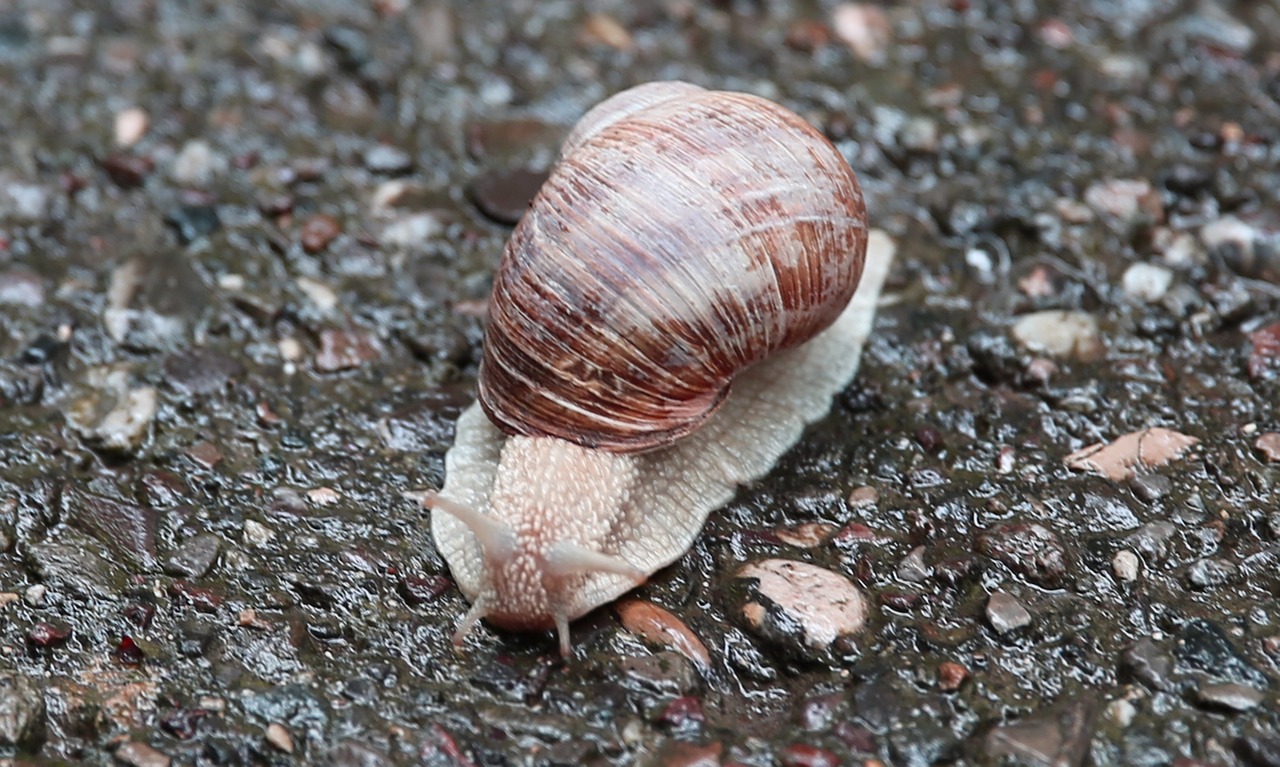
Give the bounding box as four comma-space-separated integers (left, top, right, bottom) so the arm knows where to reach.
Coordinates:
429, 82, 892, 655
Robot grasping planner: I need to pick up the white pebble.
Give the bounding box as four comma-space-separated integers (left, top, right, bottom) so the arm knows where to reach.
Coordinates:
1012, 310, 1103, 359
1122, 263, 1173, 303
1112, 549, 1140, 582
114, 107, 149, 147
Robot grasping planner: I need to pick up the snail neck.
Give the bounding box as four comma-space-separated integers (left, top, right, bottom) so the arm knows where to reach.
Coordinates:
439, 435, 644, 655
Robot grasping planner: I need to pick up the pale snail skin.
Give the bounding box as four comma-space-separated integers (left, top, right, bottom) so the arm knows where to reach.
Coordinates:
426, 81, 895, 656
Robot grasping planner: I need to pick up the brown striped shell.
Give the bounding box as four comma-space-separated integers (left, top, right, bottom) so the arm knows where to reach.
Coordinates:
477, 82, 868, 453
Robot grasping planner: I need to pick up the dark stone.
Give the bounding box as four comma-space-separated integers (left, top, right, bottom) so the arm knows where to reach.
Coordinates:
163, 350, 245, 397
1236, 736, 1280, 767
976, 521, 1068, 588
25, 538, 127, 599
1175, 619, 1270, 688
101, 154, 154, 187
164, 533, 222, 578
164, 205, 222, 245
1120, 638, 1174, 691
0, 674, 46, 749
982, 697, 1097, 767
467, 167, 549, 225
66, 492, 159, 569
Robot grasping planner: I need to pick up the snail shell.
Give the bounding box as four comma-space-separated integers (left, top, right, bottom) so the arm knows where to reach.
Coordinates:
477, 81, 869, 451
428, 82, 893, 655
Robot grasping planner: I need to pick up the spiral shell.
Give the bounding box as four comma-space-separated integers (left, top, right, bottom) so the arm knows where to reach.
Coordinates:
477, 82, 868, 452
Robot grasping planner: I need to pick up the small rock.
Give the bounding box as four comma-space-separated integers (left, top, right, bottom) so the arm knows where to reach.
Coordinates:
1012, 310, 1103, 360
775, 522, 837, 548
983, 698, 1097, 767
243, 519, 276, 546
1202, 214, 1280, 283
27, 622, 72, 648
101, 154, 154, 188
1176, 619, 1270, 688
296, 276, 338, 312
737, 559, 867, 652
315, 328, 380, 372
66, 370, 158, 454
468, 167, 548, 225
0, 269, 46, 307
1064, 427, 1200, 482
1234, 736, 1280, 767
831, 3, 892, 63
1195, 683, 1264, 713
300, 214, 342, 254
1248, 322, 1280, 380
578, 12, 633, 51
1084, 178, 1162, 223
1122, 638, 1174, 691
163, 349, 244, 397
164, 204, 221, 245
264, 722, 294, 754
114, 107, 149, 147
1112, 550, 1140, 582
115, 741, 171, 767
778, 743, 840, 767
380, 212, 443, 249
1171, 2, 1255, 54
785, 19, 832, 52
364, 143, 413, 174
1256, 433, 1280, 463
616, 599, 711, 669
1124, 521, 1176, 561
896, 546, 932, 583
937, 661, 969, 691
5, 182, 49, 220
976, 522, 1068, 588
171, 140, 225, 186
0, 674, 46, 749
67, 492, 159, 568
1122, 263, 1173, 303
164, 533, 221, 578
618, 651, 699, 697
1187, 558, 1237, 589
986, 591, 1032, 634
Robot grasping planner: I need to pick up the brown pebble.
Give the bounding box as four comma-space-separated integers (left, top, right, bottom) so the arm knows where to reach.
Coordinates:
779, 743, 840, 767
300, 214, 342, 254
101, 154, 155, 188
315, 328, 380, 372
847, 485, 878, 507
266, 722, 294, 753
115, 741, 172, 767
1255, 433, 1280, 463
938, 661, 969, 691
579, 12, 633, 51
786, 19, 832, 52
615, 598, 711, 668
468, 167, 549, 225
185, 442, 223, 470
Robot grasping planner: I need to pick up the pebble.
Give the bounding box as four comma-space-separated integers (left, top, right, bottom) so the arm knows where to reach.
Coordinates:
1256, 433, 1280, 463
1187, 558, 1237, 590
737, 559, 868, 652
1176, 619, 1270, 688
163, 204, 221, 245
296, 276, 339, 312
1195, 683, 1264, 713
0, 269, 46, 307
0, 674, 46, 749
300, 214, 342, 254
1248, 322, 1280, 380
986, 591, 1032, 634
982, 698, 1095, 766
1084, 178, 1162, 223
115, 742, 171, 767
778, 743, 840, 767
243, 519, 276, 547
896, 545, 932, 583
171, 140, 224, 186
937, 661, 969, 691
363, 143, 413, 174
1202, 214, 1279, 283
618, 651, 699, 697
5, 182, 49, 220
976, 522, 1068, 588
265, 722, 294, 753
1112, 550, 1140, 582
578, 13, 633, 51
831, 3, 892, 63
468, 167, 549, 225
1065, 427, 1200, 482
67, 491, 159, 568
1122, 263, 1173, 303
66, 368, 158, 454
1122, 638, 1173, 691
786, 19, 832, 53
315, 328, 380, 372
162, 349, 244, 397
101, 154, 154, 188
164, 533, 222, 578
775, 522, 837, 548
1011, 310, 1103, 360
616, 599, 711, 669
380, 212, 443, 249
114, 107, 149, 147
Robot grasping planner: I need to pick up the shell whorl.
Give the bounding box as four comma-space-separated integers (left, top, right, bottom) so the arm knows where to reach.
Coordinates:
478, 82, 868, 453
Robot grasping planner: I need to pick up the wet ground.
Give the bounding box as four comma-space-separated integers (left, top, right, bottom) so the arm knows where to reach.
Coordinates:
1, 0, 1279, 765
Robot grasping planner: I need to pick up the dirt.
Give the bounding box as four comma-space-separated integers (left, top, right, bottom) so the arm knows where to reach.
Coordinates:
0, 1, 1278, 765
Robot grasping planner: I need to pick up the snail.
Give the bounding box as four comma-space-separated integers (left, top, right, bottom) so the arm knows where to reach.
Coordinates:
426, 81, 895, 656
